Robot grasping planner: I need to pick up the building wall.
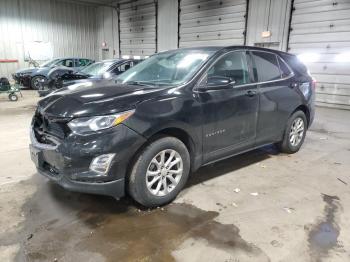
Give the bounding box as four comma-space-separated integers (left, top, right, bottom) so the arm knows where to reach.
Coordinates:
158, 0, 178, 52
0, 0, 97, 79
96, 6, 119, 60
288, 0, 350, 110
96, 0, 178, 58
246, 0, 291, 51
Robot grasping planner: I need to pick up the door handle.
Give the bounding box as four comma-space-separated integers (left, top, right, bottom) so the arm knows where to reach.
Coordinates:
245, 90, 257, 97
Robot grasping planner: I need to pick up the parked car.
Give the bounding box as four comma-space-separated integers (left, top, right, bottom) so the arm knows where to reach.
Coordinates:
29, 46, 315, 207
37, 59, 142, 97
12, 58, 94, 89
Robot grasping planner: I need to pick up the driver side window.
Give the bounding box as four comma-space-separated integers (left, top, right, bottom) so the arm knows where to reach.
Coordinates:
57, 59, 74, 67
112, 62, 132, 75
208, 51, 250, 86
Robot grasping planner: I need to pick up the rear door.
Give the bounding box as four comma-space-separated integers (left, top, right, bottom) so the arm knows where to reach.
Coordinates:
250, 51, 299, 145
198, 50, 259, 163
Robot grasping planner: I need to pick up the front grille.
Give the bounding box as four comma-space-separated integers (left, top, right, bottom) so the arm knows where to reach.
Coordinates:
33, 111, 70, 145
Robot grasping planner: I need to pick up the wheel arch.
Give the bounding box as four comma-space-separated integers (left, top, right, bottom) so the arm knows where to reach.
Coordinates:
293, 104, 310, 128
145, 127, 198, 171
126, 126, 199, 188
154, 127, 196, 167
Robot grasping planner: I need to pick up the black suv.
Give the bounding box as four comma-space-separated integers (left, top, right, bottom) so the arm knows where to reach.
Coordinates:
30, 46, 315, 207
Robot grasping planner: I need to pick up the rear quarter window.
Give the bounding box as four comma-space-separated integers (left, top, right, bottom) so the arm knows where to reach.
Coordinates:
280, 54, 308, 76
251, 51, 281, 82
277, 56, 293, 78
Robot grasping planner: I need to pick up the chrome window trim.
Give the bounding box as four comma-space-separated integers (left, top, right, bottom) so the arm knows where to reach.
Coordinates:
246, 73, 294, 86
193, 49, 295, 93
250, 50, 295, 81
195, 74, 295, 91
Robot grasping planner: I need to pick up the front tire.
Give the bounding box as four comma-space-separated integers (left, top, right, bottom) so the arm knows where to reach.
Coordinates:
128, 136, 190, 207
31, 76, 46, 90
277, 111, 307, 154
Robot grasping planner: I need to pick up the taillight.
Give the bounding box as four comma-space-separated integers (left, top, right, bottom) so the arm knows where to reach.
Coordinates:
311, 78, 317, 89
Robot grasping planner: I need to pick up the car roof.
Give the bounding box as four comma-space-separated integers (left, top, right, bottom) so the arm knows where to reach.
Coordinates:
55, 57, 93, 60
100, 59, 121, 63
98, 58, 141, 64
224, 45, 292, 56
173, 45, 293, 56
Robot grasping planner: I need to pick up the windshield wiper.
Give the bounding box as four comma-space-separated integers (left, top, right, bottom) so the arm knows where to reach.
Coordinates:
123, 81, 156, 87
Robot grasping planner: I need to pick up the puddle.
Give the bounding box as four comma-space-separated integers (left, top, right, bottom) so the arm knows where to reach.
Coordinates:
308, 194, 341, 261
16, 177, 269, 262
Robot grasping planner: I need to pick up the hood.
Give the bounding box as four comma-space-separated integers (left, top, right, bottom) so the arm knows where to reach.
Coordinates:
16, 67, 50, 75
62, 76, 104, 86
37, 80, 165, 118
15, 67, 38, 75
60, 74, 92, 84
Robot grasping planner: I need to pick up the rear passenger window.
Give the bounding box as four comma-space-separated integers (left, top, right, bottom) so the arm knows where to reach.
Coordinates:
79, 59, 89, 67
252, 52, 281, 82
277, 56, 292, 78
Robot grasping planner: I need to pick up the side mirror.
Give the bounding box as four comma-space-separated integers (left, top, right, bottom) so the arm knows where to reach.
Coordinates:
206, 76, 235, 90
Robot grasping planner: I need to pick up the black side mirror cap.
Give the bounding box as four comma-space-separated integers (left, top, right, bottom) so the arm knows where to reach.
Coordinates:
203, 76, 235, 90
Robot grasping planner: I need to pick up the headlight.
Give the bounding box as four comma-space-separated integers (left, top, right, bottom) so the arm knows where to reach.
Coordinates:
20, 72, 32, 76
68, 110, 135, 135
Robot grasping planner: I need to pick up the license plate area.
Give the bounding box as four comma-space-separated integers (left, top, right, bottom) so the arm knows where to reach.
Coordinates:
30, 145, 43, 167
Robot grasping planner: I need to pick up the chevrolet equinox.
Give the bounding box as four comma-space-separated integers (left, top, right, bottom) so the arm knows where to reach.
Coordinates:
30, 46, 315, 207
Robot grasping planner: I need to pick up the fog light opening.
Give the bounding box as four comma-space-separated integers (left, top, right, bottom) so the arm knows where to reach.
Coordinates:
89, 153, 115, 175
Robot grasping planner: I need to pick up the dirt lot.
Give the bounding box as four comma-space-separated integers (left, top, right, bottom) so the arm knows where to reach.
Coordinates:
0, 90, 350, 262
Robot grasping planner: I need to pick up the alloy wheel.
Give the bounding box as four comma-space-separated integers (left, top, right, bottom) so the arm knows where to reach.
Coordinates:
32, 76, 44, 89
289, 117, 305, 147
146, 149, 183, 197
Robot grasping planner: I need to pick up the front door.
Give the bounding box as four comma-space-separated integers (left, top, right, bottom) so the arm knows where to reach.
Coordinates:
197, 51, 259, 163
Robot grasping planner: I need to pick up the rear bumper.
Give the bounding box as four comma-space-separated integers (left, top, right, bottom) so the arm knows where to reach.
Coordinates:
308, 97, 316, 128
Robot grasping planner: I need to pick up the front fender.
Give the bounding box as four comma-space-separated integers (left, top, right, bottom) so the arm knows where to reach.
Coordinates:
124, 94, 203, 169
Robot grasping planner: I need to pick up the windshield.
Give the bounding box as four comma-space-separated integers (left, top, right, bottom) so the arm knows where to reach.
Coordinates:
117, 50, 215, 87
80, 61, 115, 76
40, 59, 60, 67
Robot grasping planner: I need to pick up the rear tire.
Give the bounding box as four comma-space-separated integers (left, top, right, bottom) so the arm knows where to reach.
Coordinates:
277, 111, 307, 154
128, 136, 190, 207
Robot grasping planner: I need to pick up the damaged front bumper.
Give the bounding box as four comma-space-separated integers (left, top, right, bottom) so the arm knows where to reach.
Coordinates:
29, 124, 146, 199
13, 74, 31, 87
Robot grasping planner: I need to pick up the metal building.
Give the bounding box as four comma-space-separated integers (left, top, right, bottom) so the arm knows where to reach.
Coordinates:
289, 0, 350, 109
0, 0, 349, 109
